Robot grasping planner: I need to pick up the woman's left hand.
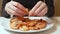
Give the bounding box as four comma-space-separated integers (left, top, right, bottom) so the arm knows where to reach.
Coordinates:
29, 1, 48, 16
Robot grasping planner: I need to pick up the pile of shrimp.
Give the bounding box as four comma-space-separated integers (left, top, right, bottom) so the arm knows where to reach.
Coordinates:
10, 17, 47, 31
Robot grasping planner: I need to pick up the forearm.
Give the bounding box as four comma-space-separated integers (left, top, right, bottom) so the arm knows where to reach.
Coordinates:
1, 0, 10, 18
46, 6, 55, 17
45, 0, 55, 17
1, 8, 10, 18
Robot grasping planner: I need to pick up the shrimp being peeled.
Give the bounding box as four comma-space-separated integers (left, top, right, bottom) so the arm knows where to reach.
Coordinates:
10, 17, 47, 31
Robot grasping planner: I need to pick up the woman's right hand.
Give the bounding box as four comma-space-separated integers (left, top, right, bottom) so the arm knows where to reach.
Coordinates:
5, 1, 28, 17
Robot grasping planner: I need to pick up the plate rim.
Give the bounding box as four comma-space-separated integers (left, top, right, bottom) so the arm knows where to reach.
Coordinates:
1, 17, 54, 33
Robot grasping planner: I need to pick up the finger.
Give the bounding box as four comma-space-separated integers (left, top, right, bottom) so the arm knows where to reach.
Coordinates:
5, 5, 17, 15
34, 3, 47, 16
10, 1, 28, 14
29, 1, 43, 16
5, 4, 23, 17
5, 4, 15, 15
10, 1, 25, 9
37, 7, 48, 16
8, 3, 25, 15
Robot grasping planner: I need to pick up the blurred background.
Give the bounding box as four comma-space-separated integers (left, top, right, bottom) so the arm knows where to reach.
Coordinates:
0, 0, 60, 16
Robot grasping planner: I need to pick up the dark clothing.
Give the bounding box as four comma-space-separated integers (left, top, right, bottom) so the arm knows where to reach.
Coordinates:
1, 0, 54, 18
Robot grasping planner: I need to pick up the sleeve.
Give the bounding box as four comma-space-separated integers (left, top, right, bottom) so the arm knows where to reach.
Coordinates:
45, 0, 55, 17
1, 0, 10, 18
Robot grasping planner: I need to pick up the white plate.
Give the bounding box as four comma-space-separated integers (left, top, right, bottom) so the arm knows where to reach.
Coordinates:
1, 17, 54, 33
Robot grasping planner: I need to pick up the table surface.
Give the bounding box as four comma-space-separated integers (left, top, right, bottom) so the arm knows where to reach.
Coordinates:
0, 17, 60, 34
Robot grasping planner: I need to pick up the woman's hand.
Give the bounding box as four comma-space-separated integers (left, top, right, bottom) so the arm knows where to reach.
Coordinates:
5, 1, 28, 17
29, 1, 48, 16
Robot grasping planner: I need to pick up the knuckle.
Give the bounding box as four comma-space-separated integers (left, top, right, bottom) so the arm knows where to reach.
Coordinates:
15, 3, 18, 6
12, 1, 19, 6
14, 8, 18, 11
37, 1, 43, 4
46, 8, 48, 10
6, 3, 8, 6
6, 3, 11, 7
43, 3, 46, 6
12, 11, 16, 15
5, 5, 8, 11
45, 6, 48, 9
38, 1, 42, 3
